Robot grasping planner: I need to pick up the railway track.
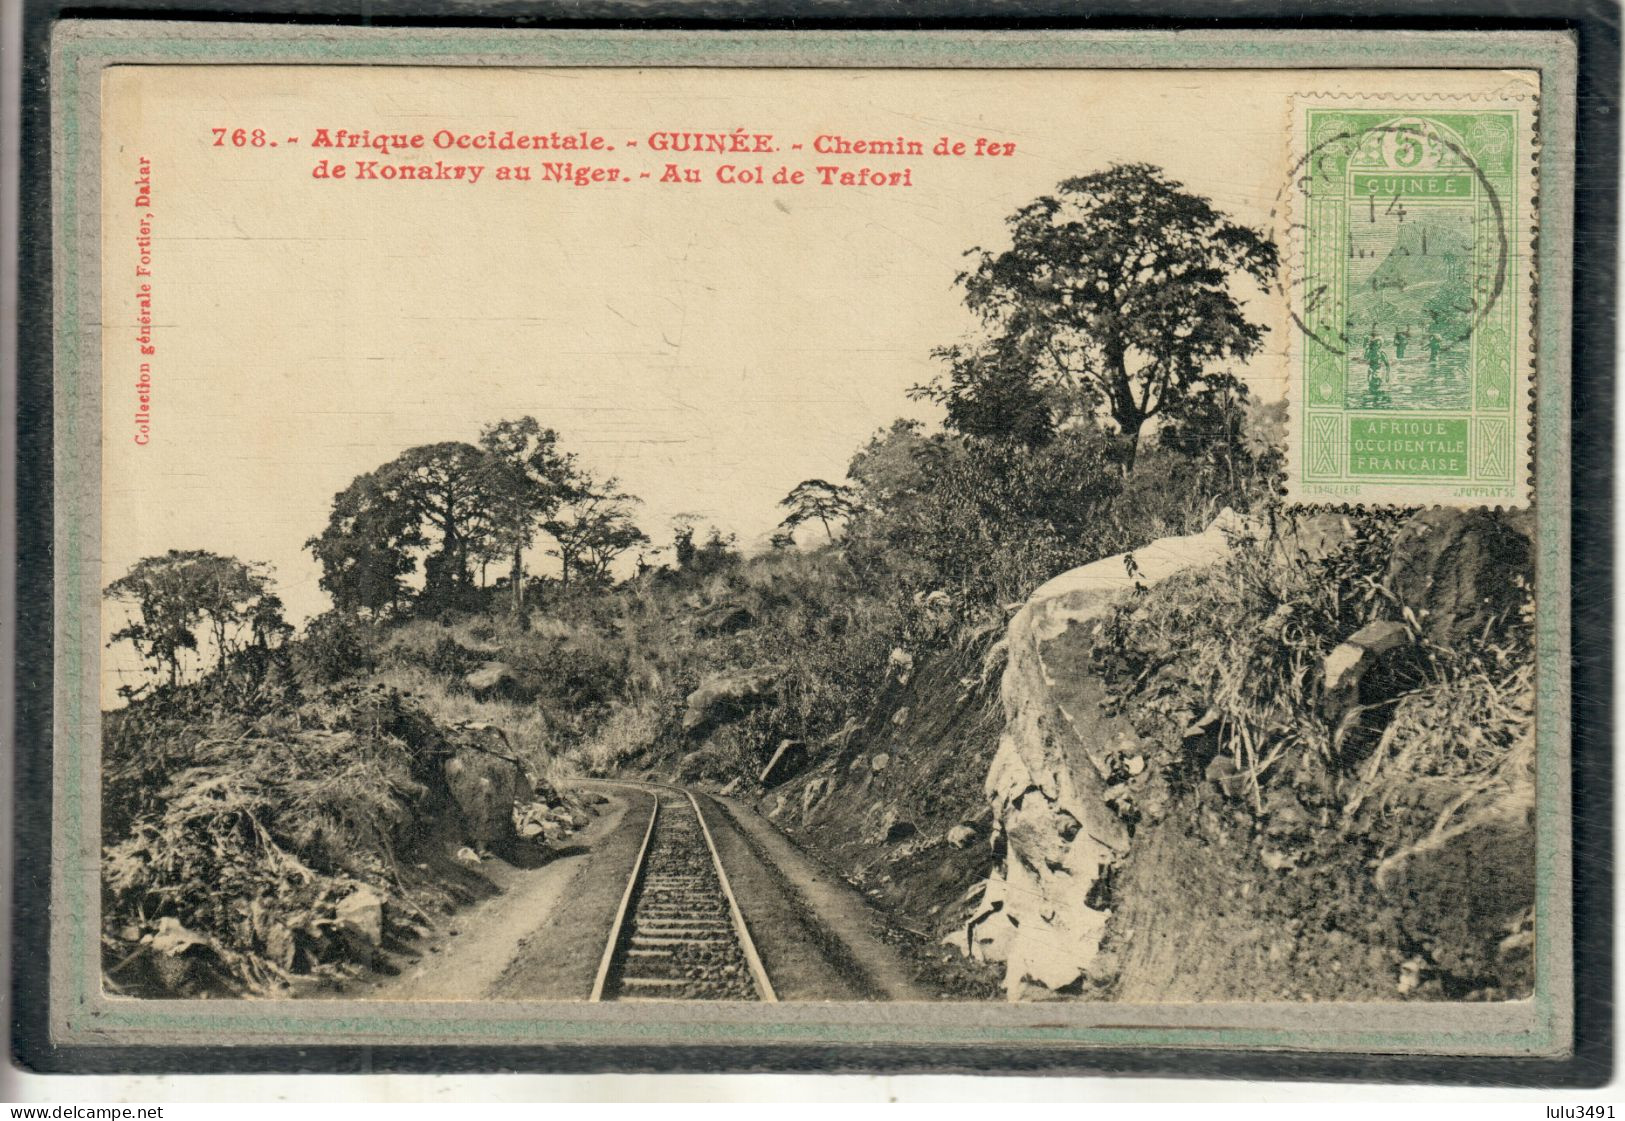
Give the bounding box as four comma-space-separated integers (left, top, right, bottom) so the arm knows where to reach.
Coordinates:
590, 784, 777, 1002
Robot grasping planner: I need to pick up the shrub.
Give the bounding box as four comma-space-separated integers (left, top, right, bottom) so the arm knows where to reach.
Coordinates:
1092, 505, 1534, 848
422, 635, 485, 682
294, 611, 376, 685
101, 684, 455, 996
846, 423, 1276, 625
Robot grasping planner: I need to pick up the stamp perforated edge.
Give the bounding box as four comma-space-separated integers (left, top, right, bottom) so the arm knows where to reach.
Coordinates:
1280, 86, 1539, 511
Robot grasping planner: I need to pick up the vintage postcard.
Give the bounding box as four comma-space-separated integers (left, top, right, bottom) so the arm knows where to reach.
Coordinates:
45, 25, 1576, 1059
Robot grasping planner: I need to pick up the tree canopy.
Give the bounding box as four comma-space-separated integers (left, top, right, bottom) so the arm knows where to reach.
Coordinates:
306, 465, 424, 615
105, 550, 287, 688
478, 417, 582, 612
918, 163, 1279, 466
308, 419, 650, 614
778, 478, 860, 543
545, 474, 648, 588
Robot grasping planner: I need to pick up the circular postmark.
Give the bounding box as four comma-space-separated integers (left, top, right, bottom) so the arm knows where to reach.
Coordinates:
1267, 114, 1510, 363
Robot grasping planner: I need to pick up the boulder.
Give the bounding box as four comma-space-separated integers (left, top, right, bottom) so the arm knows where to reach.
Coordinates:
886, 647, 915, 685
823, 718, 863, 752
465, 661, 527, 702
147, 920, 227, 995
800, 773, 836, 818
946, 823, 978, 849
1205, 754, 1248, 799
1258, 792, 1315, 868
1385, 508, 1532, 647
694, 603, 755, 637
444, 735, 525, 850
150, 916, 207, 957
758, 739, 807, 786
514, 801, 576, 840
885, 819, 918, 843
1322, 619, 1413, 719
263, 921, 300, 972
335, 884, 384, 950
866, 806, 904, 845
682, 666, 785, 733
678, 749, 716, 782
546, 805, 584, 828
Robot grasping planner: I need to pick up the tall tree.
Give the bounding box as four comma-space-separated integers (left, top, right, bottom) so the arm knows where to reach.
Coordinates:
308, 441, 505, 615
921, 163, 1278, 468
778, 478, 860, 543
391, 442, 506, 606
105, 551, 287, 687
545, 475, 647, 588
478, 417, 581, 614
306, 466, 424, 615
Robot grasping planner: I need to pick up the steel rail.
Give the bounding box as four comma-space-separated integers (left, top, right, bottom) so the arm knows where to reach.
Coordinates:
686, 790, 778, 1003
587, 791, 659, 1003
586, 779, 777, 1003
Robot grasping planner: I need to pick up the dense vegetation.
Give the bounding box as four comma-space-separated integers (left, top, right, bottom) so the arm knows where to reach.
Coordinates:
1079, 508, 1536, 1000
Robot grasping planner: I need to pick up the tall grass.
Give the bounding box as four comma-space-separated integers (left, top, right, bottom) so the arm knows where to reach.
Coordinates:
1093, 508, 1536, 867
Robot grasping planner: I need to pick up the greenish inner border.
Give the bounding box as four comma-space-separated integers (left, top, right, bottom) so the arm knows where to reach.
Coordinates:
52, 29, 1571, 1053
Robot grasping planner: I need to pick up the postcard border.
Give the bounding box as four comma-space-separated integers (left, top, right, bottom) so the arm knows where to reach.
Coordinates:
37, 22, 1580, 1064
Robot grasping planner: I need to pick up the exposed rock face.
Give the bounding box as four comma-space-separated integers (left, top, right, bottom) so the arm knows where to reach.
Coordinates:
961, 505, 1536, 1002
443, 725, 526, 850
752, 638, 1008, 995
682, 666, 785, 733
1386, 508, 1531, 646
964, 510, 1255, 999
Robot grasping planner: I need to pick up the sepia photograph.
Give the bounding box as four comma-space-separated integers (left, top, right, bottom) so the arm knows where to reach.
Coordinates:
36, 26, 1576, 1058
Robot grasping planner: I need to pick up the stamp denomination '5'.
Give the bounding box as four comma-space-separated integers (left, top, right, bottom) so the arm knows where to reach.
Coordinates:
1286, 94, 1535, 507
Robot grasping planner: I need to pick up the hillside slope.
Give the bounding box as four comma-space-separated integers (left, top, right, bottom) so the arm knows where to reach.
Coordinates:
956, 506, 1536, 1001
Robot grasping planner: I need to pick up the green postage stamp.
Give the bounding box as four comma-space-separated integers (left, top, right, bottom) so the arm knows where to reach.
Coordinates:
1286, 92, 1537, 507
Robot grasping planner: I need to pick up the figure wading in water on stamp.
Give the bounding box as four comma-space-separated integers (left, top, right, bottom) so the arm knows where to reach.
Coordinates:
1363, 327, 1393, 406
